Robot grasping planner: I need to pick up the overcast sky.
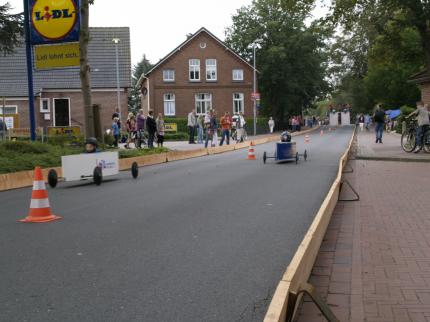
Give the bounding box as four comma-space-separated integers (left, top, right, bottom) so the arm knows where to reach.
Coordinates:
7, 0, 329, 66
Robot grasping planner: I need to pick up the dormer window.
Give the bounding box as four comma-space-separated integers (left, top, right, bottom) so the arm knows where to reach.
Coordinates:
163, 69, 175, 82
233, 69, 244, 81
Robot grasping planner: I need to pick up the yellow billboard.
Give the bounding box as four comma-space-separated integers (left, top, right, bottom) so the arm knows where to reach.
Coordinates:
164, 123, 178, 133
47, 126, 81, 137
34, 42, 80, 70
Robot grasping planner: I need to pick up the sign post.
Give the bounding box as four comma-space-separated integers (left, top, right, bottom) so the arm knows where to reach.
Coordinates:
23, 0, 37, 141
24, 0, 80, 141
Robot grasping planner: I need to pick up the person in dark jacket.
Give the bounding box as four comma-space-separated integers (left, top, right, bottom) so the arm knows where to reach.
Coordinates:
373, 105, 385, 143
146, 110, 157, 148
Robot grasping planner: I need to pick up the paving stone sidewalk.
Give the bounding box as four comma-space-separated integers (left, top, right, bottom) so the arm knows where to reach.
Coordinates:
356, 129, 430, 162
297, 157, 430, 321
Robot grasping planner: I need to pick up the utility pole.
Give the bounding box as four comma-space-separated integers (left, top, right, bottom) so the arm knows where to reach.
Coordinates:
253, 43, 257, 136
112, 38, 121, 121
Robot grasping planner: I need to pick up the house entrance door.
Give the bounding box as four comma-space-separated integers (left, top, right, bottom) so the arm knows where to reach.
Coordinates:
54, 98, 70, 126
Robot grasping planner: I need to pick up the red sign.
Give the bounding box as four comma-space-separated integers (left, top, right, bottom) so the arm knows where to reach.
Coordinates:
251, 92, 260, 100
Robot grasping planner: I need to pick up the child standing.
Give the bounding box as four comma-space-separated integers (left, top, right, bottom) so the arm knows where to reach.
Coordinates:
112, 117, 120, 147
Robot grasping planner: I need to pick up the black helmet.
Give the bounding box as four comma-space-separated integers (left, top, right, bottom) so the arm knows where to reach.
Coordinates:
280, 131, 291, 142
85, 137, 98, 147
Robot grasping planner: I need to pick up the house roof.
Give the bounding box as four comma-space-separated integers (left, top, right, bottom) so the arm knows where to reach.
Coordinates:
137, 27, 254, 86
0, 27, 131, 97
408, 69, 430, 84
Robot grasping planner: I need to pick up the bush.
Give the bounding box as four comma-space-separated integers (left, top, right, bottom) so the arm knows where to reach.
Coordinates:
164, 117, 270, 135
118, 147, 168, 159
48, 135, 84, 147
164, 132, 189, 141
1, 141, 49, 154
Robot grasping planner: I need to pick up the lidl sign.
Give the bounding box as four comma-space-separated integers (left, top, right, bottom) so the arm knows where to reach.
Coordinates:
30, 0, 80, 44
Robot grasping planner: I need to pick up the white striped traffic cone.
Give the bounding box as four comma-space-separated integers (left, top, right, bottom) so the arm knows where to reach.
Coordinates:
20, 167, 61, 223
305, 135, 310, 143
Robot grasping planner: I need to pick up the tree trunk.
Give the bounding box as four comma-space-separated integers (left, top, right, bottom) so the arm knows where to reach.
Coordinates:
79, 0, 94, 138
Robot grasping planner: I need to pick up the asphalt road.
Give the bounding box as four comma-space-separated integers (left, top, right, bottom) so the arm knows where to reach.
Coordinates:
0, 126, 353, 322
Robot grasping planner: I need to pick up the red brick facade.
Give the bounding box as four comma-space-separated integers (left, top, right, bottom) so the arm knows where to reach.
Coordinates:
3, 90, 128, 132
141, 29, 256, 118
421, 82, 430, 105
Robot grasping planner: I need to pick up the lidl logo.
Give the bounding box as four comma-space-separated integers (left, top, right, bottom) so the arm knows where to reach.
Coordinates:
30, 0, 79, 44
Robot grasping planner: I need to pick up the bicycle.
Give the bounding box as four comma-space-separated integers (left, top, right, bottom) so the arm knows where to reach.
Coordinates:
401, 119, 417, 152
401, 118, 430, 153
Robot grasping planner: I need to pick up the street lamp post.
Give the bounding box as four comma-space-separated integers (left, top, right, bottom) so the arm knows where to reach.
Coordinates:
112, 38, 121, 121
253, 43, 257, 136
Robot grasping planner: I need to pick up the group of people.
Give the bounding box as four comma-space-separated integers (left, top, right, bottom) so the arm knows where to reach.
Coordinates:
289, 116, 302, 132
358, 101, 430, 152
187, 110, 248, 148
111, 109, 165, 149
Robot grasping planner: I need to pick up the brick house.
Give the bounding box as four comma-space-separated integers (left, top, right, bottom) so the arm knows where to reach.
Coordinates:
0, 27, 131, 131
138, 27, 256, 118
409, 70, 430, 104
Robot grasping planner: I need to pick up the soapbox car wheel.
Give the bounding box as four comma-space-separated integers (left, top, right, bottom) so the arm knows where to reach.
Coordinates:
304, 150, 308, 161
263, 152, 267, 164
93, 166, 103, 186
47, 169, 58, 188
295, 152, 299, 164
131, 162, 139, 178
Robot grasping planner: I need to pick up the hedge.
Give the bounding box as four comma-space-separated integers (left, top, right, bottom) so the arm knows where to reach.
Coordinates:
164, 117, 270, 135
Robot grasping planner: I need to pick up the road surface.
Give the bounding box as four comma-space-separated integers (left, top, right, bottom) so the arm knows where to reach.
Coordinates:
0, 126, 353, 322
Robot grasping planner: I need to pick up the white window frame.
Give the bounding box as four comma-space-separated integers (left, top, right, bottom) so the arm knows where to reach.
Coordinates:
232, 69, 244, 81
163, 93, 176, 116
233, 93, 244, 114
189, 59, 200, 81
206, 59, 217, 81
0, 105, 18, 114
195, 93, 212, 115
163, 69, 175, 82
53, 98, 71, 127
40, 98, 50, 113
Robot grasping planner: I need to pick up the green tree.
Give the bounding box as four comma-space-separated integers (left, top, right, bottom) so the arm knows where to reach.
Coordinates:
128, 55, 152, 113
0, 2, 23, 55
225, 0, 329, 124
330, 0, 430, 75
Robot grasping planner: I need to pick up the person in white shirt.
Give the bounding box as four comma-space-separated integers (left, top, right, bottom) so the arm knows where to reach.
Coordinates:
268, 117, 275, 133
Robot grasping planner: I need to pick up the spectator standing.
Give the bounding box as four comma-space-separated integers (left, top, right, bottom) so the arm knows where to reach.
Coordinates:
212, 110, 219, 147
156, 113, 165, 148
187, 109, 197, 144
364, 114, 371, 130
268, 117, 275, 133
220, 111, 232, 146
197, 114, 204, 144
239, 112, 247, 140
136, 109, 146, 148
112, 117, 120, 147
205, 110, 214, 148
358, 113, 365, 131
373, 105, 385, 143
125, 112, 137, 149
112, 108, 121, 130
146, 110, 157, 148
408, 101, 430, 153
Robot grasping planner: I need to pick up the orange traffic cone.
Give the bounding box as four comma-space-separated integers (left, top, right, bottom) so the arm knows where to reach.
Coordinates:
320, 129, 324, 136
305, 135, 310, 143
20, 167, 61, 223
247, 141, 256, 160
